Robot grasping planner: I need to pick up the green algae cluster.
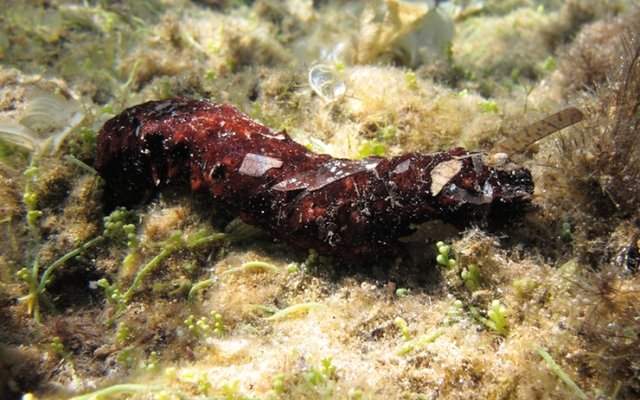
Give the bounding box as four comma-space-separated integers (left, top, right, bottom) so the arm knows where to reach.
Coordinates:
1, 1, 640, 399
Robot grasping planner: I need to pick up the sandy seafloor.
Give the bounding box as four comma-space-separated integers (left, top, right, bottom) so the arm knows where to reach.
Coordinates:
1, 0, 640, 399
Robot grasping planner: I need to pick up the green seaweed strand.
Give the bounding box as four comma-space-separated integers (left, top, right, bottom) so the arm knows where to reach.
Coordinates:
122, 232, 225, 301
68, 383, 164, 400
535, 344, 588, 400
188, 278, 215, 302
221, 260, 280, 276
19, 234, 105, 323
264, 302, 325, 320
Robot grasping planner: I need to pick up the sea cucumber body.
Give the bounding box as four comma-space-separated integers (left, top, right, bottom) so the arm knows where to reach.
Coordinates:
96, 98, 533, 258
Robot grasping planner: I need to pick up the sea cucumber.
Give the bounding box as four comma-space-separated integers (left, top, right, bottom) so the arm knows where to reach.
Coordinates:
95, 98, 533, 259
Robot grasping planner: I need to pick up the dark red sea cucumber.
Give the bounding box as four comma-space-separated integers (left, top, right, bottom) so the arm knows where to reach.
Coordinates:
95, 98, 533, 259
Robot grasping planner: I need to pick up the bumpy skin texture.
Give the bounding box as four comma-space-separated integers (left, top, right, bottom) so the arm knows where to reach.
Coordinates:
95, 98, 533, 259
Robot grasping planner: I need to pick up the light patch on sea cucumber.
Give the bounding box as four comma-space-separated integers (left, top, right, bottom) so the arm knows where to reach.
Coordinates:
272, 159, 382, 192
238, 153, 283, 177
430, 159, 463, 196
393, 159, 412, 174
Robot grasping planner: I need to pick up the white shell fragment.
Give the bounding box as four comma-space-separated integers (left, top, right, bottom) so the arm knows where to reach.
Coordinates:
393, 159, 412, 174
0, 91, 85, 152
273, 158, 381, 192
430, 159, 463, 196
238, 153, 283, 177
484, 152, 509, 168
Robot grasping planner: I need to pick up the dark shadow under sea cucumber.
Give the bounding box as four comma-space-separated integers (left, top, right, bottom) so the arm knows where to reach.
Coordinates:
95, 98, 533, 259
